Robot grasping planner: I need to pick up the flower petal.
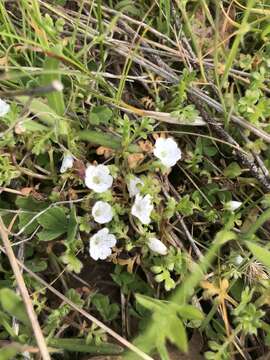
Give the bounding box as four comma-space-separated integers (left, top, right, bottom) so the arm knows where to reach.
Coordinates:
0, 99, 10, 117
107, 233, 117, 247
148, 237, 167, 255
85, 164, 113, 193
127, 176, 143, 197
226, 201, 242, 211
153, 137, 181, 167
131, 194, 153, 225
98, 245, 112, 260
89, 228, 116, 261
92, 201, 113, 224
60, 154, 74, 173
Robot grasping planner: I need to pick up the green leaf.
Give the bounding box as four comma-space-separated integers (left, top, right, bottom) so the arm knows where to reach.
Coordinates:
201, 138, 217, 157
0, 310, 16, 338
0, 346, 18, 360
88, 106, 113, 125
48, 338, 123, 354
16, 97, 57, 127
23, 119, 49, 132
37, 206, 68, 241
174, 304, 204, 320
152, 311, 188, 353
112, 267, 152, 295
38, 228, 66, 241
92, 294, 120, 322
67, 206, 78, 244
78, 130, 139, 152
215, 229, 236, 245
262, 24, 270, 40
25, 259, 47, 272
42, 47, 65, 116
78, 130, 122, 149
164, 277, 176, 291
66, 288, 84, 307
17, 212, 38, 235
246, 241, 270, 269
176, 195, 194, 216
0, 288, 30, 327
156, 343, 170, 360
38, 206, 68, 241
224, 162, 242, 179
16, 195, 42, 209
38, 206, 67, 229
61, 252, 83, 274
167, 315, 188, 352
135, 294, 163, 313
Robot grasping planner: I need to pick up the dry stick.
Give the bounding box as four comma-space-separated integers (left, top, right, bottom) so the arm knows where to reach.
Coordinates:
0, 245, 153, 360
240, 130, 270, 178
0, 217, 51, 360
13, 243, 31, 360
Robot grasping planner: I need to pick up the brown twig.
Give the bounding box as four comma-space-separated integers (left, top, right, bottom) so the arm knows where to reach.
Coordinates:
0, 216, 51, 360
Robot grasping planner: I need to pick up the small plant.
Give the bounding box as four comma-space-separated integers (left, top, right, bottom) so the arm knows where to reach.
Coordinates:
0, 156, 20, 186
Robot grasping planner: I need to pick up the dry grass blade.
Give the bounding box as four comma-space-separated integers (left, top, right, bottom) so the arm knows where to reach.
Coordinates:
119, 106, 206, 125
0, 216, 51, 360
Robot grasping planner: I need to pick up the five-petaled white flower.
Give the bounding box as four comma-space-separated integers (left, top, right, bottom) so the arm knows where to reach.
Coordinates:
127, 176, 144, 197
148, 237, 168, 255
89, 228, 117, 260
60, 153, 74, 173
131, 194, 153, 225
226, 201, 242, 211
92, 201, 113, 224
153, 137, 182, 167
85, 164, 113, 193
0, 99, 10, 117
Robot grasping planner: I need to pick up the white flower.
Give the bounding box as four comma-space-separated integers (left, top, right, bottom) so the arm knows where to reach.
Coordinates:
226, 201, 242, 211
85, 164, 113, 193
234, 255, 244, 265
92, 201, 113, 224
0, 99, 10, 117
153, 137, 182, 167
131, 194, 153, 225
89, 228, 117, 260
60, 153, 74, 173
127, 176, 143, 197
148, 237, 167, 255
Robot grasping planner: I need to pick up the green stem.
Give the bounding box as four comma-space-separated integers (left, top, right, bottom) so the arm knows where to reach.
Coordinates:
77, 130, 140, 152
48, 338, 123, 354
221, 0, 256, 87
